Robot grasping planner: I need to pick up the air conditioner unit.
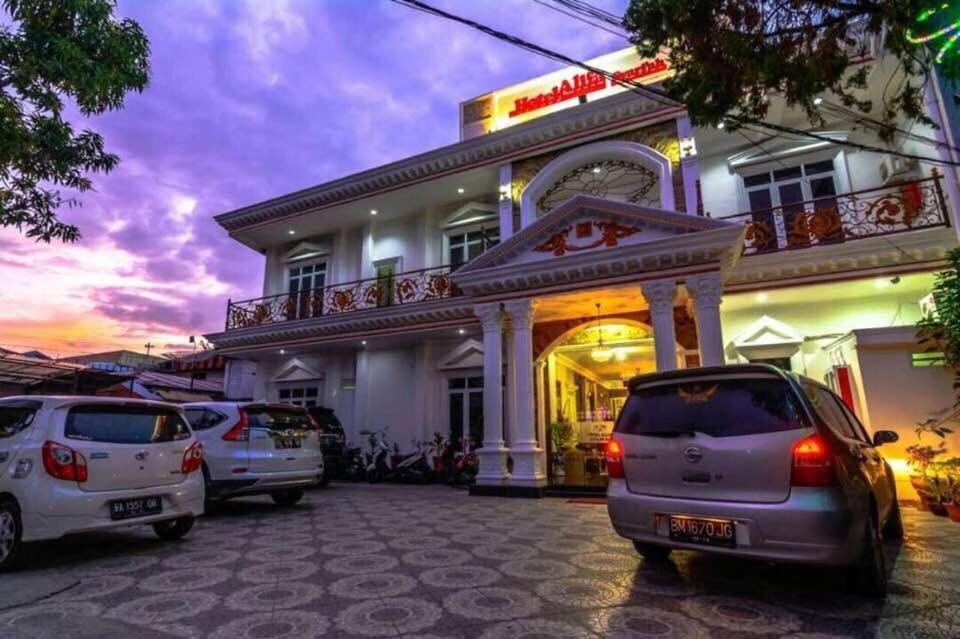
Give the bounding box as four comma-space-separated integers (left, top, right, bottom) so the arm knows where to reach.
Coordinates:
879, 154, 918, 185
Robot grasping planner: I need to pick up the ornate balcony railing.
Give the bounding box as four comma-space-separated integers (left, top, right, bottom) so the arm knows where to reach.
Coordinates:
226, 265, 461, 331
722, 175, 950, 256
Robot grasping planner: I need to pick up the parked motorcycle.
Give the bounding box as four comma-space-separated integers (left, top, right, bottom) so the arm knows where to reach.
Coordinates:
394, 438, 435, 484
342, 445, 367, 482
363, 428, 394, 483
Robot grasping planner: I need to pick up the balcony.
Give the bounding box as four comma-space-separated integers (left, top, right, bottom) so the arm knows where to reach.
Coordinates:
723, 175, 950, 256
226, 266, 461, 331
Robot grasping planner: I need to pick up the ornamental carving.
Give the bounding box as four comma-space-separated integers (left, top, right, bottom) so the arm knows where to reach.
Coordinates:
536, 160, 658, 216
534, 220, 642, 257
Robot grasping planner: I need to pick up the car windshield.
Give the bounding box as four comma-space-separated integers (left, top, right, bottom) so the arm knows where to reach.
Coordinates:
0, 401, 40, 439
65, 404, 192, 444
245, 406, 313, 431
616, 376, 806, 438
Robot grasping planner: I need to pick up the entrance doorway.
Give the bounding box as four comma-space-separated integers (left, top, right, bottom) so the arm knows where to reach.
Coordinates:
537, 318, 664, 489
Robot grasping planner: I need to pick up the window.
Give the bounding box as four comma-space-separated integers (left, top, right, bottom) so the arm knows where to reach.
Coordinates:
278, 386, 320, 408
374, 260, 399, 307
448, 376, 484, 448
0, 400, 39, 439
66, 405, 191, 444
802, 383, 859, 441
448, 227, 499, 268
184, 408, 228, 431
743, 159, 839, 250
244, 406, 314, 431
616, 377, 806, 438
912, 352, 946, 367
288, 262, 326, 319
834, 396, 873, 444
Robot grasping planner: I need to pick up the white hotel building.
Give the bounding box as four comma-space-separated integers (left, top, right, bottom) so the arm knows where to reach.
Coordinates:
208, 41, 960, 496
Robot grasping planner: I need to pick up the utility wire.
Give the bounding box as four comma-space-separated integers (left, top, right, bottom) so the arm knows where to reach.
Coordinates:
548, 0, 623, 28
390, 0, 960, 168
531, 0, 629, 40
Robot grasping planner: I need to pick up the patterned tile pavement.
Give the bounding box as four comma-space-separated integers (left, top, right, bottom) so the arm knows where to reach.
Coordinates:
2, 484, 959, 638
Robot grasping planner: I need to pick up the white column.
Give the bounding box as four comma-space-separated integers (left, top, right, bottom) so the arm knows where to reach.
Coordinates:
677, 116, 701, 215
685, 272, 726, 367
504, 324, 517, 447
924, 78, 960, 234
498, 163, 515, 239
504, 298, 547, 493
641, 279, 679, 372
535, 360, 547, 448
473, 303, 509, 485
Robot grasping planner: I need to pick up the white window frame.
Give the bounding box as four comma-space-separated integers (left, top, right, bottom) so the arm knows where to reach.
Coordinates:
734, 149, 852, 213
286, 259, 327, 295
276, 382, 323, 407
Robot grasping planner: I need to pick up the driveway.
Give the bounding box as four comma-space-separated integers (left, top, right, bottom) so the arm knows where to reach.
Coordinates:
1, 484, 957, 638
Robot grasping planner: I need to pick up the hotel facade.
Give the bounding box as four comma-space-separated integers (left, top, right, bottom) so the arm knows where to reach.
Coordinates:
208, 41, 960, 496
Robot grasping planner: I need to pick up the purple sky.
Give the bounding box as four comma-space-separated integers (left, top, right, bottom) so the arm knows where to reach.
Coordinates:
0, 0, 626, 357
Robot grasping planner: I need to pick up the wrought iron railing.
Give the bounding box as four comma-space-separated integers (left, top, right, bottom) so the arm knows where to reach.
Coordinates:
722, 174, 950, 255
225, 265, 461, 331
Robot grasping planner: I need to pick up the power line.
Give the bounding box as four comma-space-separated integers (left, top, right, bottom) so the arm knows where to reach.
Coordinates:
531, 0, 628, 40
548, 0, 623, 28
390, 0, 960, 168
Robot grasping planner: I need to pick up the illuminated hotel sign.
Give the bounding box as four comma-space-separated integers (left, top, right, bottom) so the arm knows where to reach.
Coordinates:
460, 48, 672, 140
508, 59, 668, 118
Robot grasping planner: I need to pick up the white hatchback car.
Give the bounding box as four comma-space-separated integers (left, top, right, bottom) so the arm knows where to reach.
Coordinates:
183, 402, 324, 506
0, 396, 205, 571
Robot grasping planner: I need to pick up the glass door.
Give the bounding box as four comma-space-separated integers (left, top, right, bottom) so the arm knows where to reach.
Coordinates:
288, 263, 326, 319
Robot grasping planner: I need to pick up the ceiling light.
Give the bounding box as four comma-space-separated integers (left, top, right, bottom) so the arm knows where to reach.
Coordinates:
755, 292, 768, 303
813, 97, 823, 105
458, 329, 465, 334
590, 303, 613, 363
361, 340, 367, 345
288, 229, 295, 235
717, 121, 725, 129
457, 187, 465, 194
279, 349, 285, 354
592, 166, 602, 174
614, 348, 627, 362
370, 209, 378, 216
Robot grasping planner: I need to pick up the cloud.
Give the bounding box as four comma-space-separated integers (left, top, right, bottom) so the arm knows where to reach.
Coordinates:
0, 0, 627, 356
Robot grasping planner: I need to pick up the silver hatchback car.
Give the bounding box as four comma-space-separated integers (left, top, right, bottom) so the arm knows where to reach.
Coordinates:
606, 364, 902, 596
183, 402, 324, 506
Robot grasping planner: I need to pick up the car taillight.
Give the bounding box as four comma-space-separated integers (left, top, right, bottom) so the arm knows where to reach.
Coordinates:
606, 437, 625, 479
222, 410, 249, 441
42, 441, 88, 483
181, 441, 203, 475
791, 434, 836, 487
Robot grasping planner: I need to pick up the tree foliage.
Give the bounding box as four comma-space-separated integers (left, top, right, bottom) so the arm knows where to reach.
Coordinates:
0, 0, 149, 242
623, 0, 935, 141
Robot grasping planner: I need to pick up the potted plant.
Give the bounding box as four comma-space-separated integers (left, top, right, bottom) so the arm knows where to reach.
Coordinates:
937, 457, 960, 522
548, 420, 575, 483
907, 441, 948, 513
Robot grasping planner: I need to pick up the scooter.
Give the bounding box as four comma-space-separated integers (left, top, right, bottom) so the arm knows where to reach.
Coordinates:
364, 428, 394, 483
342, 445, 367, 482
394, 439, 434, 484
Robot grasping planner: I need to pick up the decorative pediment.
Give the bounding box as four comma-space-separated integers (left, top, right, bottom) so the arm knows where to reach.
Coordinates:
452, 196, 745, 299
284, 240, 331, 263
272, 359, 324, 382
438, 339, 484, 370
459, 195, 732, 273
731, 315, 805, 360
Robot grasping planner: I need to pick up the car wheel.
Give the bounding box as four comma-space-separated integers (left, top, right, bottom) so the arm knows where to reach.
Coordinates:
0, 499, 23, 572
632, 541, 671, 562
271, 489, 305, 506
881, 500, 904, 541
850, 516, 887, 597
153, 516, 195, 541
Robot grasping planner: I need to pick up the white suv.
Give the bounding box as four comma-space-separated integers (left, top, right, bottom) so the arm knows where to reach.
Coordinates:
183, 402, 324, 506
0, 397, 205, 571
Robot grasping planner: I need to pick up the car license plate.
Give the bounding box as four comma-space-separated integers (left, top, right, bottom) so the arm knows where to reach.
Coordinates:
110, 496, 162, 521
668, 516, 736, 548
275, 438, 302, 450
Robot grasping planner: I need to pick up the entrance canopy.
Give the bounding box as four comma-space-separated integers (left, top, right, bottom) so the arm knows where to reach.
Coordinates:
452, 195, 745, 300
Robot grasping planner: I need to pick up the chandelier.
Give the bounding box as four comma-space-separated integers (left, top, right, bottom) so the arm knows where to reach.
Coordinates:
590, 303, 613, 363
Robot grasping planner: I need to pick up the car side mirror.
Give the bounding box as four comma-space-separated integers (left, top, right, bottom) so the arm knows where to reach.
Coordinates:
872, 430, 898, 446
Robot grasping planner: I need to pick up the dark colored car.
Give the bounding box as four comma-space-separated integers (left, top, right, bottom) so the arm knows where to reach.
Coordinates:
606, 364, 902, 596
308, 406, 346, 482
